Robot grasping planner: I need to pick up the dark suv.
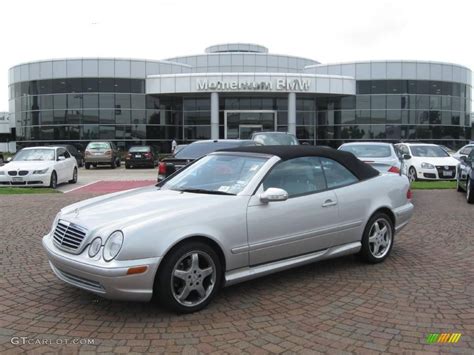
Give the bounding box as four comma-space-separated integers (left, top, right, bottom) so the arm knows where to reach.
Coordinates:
58, 144, 84, 167
457, 150, 474, 203
84, 141, 121, 169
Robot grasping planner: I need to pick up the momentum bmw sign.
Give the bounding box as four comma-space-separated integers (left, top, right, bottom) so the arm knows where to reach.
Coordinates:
196, 78, 311, 91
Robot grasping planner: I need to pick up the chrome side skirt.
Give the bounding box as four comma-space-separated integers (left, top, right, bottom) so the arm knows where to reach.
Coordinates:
224, 241, 361, 287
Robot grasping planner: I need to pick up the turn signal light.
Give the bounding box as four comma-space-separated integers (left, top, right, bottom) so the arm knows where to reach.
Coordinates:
158, 162, 167, 174
127, 266, 148, 275
387, 166, 400, 174
407, 189, 413, 200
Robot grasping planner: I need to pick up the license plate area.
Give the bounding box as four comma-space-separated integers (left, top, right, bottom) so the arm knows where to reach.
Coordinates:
442, 171, 453, 177
12, 177, 23, 182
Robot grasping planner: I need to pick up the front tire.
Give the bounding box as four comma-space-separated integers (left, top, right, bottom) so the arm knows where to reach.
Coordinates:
49, 171, 57, 189
69, 167, 78, 184
408, 167, 417, 182
155, 241, 222, 313
359, 212, 394, 263
85, 163, 91, 170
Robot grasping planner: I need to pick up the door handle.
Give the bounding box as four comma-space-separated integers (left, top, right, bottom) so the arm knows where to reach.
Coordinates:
322, 199, 337, 207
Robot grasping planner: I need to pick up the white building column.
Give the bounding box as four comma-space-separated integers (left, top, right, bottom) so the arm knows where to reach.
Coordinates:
288, 92, 296, 135
211, 92, 219, 139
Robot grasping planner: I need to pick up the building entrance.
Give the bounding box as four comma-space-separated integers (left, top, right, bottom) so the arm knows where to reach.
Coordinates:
224, 111, 277, 139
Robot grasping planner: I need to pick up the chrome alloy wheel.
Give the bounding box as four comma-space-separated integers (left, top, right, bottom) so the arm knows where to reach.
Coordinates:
171, 251, 216, 307
408, 167, 417, 182
368, 218, 392, 259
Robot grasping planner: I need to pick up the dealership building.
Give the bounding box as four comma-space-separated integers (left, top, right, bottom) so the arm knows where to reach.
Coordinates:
7, 43, 473, 152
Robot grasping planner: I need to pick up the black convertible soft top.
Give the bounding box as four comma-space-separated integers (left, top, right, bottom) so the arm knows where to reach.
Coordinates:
218, 145, 379, 181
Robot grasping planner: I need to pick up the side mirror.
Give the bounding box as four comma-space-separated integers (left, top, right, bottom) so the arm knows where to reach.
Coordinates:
6, 157, 12, 162
58, 156, 66, 161
460, 156, 468, 163
403, 154, 412, 160
259, 188, 288, 203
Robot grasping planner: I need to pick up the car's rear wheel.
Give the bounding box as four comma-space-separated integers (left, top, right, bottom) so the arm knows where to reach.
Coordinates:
467, 179, 474, 204
49, 171, 57, 189
359, 213, 394, 263
408, 167, 417, 182
69, 167, 78, 184
155, 241, 222, 313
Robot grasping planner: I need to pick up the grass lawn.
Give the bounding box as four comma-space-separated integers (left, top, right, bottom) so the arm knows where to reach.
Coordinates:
411, 180, 456, 190
0, 187, 60, 195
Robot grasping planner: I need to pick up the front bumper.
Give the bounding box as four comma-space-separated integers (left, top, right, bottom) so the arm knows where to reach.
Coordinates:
0, 173, 50, 187
393, 202, 414, 233
42, 233, 161, 301
416, 167, 457, 180
85, 157, 114, 164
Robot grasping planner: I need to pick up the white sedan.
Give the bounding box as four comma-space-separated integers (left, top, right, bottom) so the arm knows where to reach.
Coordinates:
395, 143, 460, 181
0, 146, 78, 188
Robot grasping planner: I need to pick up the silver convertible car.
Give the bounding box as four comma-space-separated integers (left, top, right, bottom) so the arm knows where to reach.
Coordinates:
43, 146, 414, 312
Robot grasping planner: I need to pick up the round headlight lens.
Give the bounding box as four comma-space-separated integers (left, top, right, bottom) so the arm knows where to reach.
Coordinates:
103, 231, 123, 261
88, 237, 102, 258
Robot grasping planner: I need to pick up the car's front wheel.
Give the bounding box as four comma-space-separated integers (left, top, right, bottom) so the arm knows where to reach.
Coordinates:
408, 167, 417, 182
155, 241, 222, 313
359, 212, 394, 263
49, 171, 57, 189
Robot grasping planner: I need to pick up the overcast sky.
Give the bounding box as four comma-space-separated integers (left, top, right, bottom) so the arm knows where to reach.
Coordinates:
1, 0, 473, 111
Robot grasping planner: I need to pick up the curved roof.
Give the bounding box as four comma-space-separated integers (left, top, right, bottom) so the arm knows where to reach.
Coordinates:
218, 145, 379, 180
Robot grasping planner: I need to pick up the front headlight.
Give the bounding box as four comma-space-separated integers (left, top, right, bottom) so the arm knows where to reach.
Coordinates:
88, 237, 102, 257
103, 231, 123, 261
421, 162, 435, 169
33, 168, 49, 174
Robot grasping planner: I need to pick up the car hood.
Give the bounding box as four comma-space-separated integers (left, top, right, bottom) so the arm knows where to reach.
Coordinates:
0, 160, 55, 171
59, 186, 238, 232
411, 156, 459, 166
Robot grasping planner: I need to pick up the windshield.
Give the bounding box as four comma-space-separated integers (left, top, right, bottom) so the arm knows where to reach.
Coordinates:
87, 142, 110, 150
411, 146, 449, 157
340, 144, 392, 158
253, 133, 299, 146
129, 146, 150, 153
13, 149, 55, 161
162, 154, 267, 195
175, 142, 248, 159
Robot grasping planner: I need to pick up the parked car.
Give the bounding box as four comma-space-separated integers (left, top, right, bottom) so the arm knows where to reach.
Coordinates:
0, 146, 77, 188
58, 144, 84, 167
456, 150, 474, 203
338, 142, 403, 174
251, 131, 300, 145
158, 139, 259, 181
125, 146, 157, 169
173, 144, 187, 156
394, 143, 460, 181
452, 144, 474, 161
84, 141, 121, 169
42, 145, 413, 313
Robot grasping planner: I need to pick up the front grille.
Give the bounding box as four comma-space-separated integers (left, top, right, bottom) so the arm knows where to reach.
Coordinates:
53, 220, 87, 251
435, 165, 456, 179
56, 267, 104, 291
18, 170, 28, 176
8, 171, 17, 176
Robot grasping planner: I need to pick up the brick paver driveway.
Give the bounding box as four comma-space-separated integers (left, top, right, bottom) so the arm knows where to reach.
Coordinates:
0, 190, 473, 354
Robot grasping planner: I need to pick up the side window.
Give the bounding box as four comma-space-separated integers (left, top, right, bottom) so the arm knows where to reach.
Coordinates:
468, 150, 474, 161
64, 150, 71, 158
262, 157, 327, 197
320, 158, 358, 189
57, 148, 68, 159
399, 145, 409, 155
460, 147, 472, 155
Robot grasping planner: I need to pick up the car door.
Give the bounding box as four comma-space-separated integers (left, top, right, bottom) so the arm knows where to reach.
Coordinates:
320, 157, 368, 245
55, 148, 69, 182
63, 150, 75, 180
246, 156, 340, 266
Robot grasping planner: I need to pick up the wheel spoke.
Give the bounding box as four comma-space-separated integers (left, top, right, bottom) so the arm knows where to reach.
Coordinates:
177, 285, 191, 301
374, 223, 380, 233
372, 243, 380, 256
380, 226, 388, 236
369, 234, 377, 243
195, 284, 206, 298
191, 253, 199, 270
200, 267, 213, 278
173, 269, 188, 281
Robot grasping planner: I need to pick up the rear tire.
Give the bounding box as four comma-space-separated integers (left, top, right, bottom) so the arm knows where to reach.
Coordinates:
154, 241, 222, 313
85, 163, 90, 170
49, 171, 57, 189
359, 212, 394, 264
69, 167, 78, 184
467, 179, 474, 204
